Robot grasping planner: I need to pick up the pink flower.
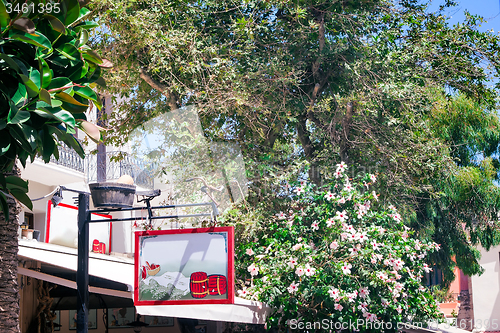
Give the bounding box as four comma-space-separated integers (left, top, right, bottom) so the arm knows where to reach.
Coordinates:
277, 211, 286, 220
423, 264, 432, 273
341, 262, 352, 275
358, 302, 368, 312
328, 288, 341, 299
295, 267, 305, 277
334, 170, 343, 179
396, 305, 403, 314
334, 303, 343, 311
238, 287, 249, 297
359, 287, 370, 299
288, 257, 298, 269
363, 312, 377, 322
343, 182, 354, 192
346, 291, 358, 302
287, 282, 299, 294
326, 218, 335, 227
330, 241, 339, 250
338, 196, 346, 204
369, 174, 376, 182
311, 221, 319, 231
294, 187, 305, 195
304, 264, 316, 276
247, 264, 259, 276
356, 232, 368, 242
336, 162, 347, 172
292, 244, 302, 251
335, 210, 349, 223
381, 300, 390, 308
324, 192, 335, 201
246, 248, 254, 256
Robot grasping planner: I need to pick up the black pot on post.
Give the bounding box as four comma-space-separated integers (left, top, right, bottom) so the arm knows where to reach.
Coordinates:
89, 183, 136, 209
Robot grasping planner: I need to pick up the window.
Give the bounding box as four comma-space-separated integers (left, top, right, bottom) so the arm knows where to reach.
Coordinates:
24, 212, 34, 229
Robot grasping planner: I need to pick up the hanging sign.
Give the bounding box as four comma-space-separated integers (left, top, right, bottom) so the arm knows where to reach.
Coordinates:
134, 227, 234, 305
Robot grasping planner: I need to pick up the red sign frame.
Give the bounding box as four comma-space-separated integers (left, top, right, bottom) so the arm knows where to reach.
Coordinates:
134, 226, 234, 306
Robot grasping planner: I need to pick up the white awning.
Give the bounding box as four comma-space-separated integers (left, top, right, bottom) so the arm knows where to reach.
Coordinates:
136, 298, 270, 324
18, 239, 134, 288
18, 240, 270, 324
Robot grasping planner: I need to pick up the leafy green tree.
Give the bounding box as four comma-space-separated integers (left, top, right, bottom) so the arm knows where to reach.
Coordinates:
93, 0, 500, 288
0, 0, 108, 331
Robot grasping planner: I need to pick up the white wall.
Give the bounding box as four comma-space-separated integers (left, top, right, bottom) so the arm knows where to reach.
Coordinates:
471, 244, 500, 330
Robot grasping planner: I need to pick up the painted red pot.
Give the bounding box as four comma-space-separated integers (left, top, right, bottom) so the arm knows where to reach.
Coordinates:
190, 272, 209, 298
208, 274, 227, 295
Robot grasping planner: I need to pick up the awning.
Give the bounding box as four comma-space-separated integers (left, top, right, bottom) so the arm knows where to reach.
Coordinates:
136, 298, 270, 324
18, 240, 270, 324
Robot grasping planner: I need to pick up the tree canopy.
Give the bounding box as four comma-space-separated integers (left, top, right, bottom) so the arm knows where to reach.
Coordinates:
92, 0, 500, 287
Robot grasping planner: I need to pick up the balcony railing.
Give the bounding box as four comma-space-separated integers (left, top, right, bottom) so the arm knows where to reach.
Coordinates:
38, 147, 154, 189
85, 151, 154, 189
48, 144, 85, 173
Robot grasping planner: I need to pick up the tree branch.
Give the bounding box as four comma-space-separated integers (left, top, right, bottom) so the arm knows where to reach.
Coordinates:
340, 102, 355, 163
139, 67, 179, 110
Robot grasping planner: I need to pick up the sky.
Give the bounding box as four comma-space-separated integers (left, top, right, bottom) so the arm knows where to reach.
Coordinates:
428, 0, 500, 32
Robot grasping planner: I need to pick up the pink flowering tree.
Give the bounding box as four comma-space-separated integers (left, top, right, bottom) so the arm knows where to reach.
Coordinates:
227, 163, 443, 331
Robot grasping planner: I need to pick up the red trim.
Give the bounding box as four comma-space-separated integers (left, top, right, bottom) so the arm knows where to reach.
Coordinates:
134, 226, 235, 306
45, 201, 52, 243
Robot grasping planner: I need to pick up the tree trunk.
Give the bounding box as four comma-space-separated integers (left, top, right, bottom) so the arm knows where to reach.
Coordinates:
0, 165, 21, 333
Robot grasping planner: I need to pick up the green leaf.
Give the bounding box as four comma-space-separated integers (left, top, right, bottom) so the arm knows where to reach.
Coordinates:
82, 49, 103, 64
0, 53, 21, 73
68, 61, 88, 81
40, 58, 53, 88
0, 191, 9, 221
19, 74, 40, 97
74, 85, 100, 107
29, 69, 41, 90
73, 21, 98, 32
55, 91, 88, 106
36, 107, 75, 127
47, 77, 72, 93
0, 173, 6, 190
0, 1, 9, 28
9, 30, 52, 50
60, 0, 80, 26
8, 125, 33, 153
41, 127, 55, 163
7, 101, 30, 124
10, 188, 33, 210
11, 82, 28, 106
5, 176, 28, 193
12, 18, 36, 34
43, 14, 66, 34
39, 88, 51, 105
56, 43, 80, 61
78, 29, 88, 46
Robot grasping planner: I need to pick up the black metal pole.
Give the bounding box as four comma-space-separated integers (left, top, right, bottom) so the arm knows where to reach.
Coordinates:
77, 193, 90, 333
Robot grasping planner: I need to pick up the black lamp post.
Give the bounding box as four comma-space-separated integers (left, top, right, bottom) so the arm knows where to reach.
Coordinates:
52, 186, 218, 333
128, 314, 149, 333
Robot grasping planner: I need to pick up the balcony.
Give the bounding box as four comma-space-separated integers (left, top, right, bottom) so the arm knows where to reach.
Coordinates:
34, 147, 154, 189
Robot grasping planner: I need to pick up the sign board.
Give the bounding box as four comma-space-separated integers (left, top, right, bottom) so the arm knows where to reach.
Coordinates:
45, 202, 112, 254
134, 227, 234, 305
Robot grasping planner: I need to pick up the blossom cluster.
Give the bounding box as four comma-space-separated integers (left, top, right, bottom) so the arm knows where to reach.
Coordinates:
235, 162, 442, 330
